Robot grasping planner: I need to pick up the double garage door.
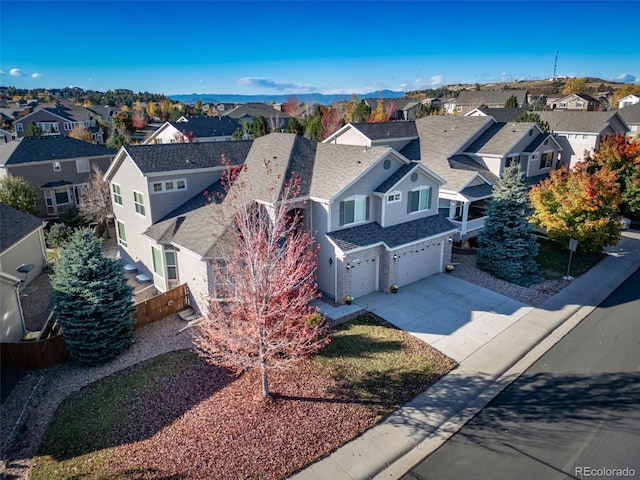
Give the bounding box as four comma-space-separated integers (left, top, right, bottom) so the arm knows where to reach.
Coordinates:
396, 244, 442, 287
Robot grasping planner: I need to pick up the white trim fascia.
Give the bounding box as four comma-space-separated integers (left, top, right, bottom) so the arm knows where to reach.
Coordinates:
439, 190, 469, 202
459, 172, 493, 191
322, 123, 370, 145
15, 108, 71, 124
105, 148, 144, 182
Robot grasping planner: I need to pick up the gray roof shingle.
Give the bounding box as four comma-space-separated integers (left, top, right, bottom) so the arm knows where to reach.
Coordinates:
374, 162, 419, 193
349, 121, 418, 140
464, 122, 537, 155
224, 103, 291, 121
123, 141, 253, 174
0, 136, 116, 166
618, 103, 640, 125
468, 107, 528, 122
168, 116, 241, 137
536, 111, 626, 134
0, 203, 46, 254
455, 90, 528, 106
328, 215, 457, 252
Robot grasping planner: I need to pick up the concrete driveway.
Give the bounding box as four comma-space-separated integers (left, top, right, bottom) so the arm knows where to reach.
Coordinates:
355, 274, 533, 363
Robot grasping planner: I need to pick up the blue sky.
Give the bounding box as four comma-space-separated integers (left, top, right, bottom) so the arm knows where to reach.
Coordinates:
1, 1, 639, 96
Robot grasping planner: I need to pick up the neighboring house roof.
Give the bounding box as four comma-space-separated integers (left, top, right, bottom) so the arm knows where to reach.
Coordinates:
617, 102, 640, 125
224, 103, 291, 122
464, 122, 538, 156
362, 97, 419, 111
348, 121, 418, 141
556, 93, 599, 104
465, 107, 528, 122
167, 116, 241, 137
0, 136, 116, 166
536, 111, 629, 134
0, 203, 45, 254
327, 214, 457, 252
120, 140, 253, 174
455, 90, 528, 107
19, 104, 99, 124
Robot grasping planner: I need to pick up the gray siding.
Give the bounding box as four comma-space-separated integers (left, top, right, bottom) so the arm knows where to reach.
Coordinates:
311, 200, 336, 298
176, 248, 209, 313
381, 170, 440, 228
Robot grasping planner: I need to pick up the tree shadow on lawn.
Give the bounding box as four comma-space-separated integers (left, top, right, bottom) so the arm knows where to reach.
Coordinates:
37, 350, 234, 462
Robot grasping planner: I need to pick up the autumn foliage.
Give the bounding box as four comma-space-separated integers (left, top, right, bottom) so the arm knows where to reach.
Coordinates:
193, 165, 329, 397
529, 162, 623, 253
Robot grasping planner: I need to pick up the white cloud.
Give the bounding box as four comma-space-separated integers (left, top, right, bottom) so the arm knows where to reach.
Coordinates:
10, 68, 25, 77
430, 75, 444, 86
617, 73, 638, 83
31, 73, 42, 78
237, 77, 315, 92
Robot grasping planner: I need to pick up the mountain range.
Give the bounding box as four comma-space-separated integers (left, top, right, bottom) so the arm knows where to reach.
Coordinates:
168, 89, 405, 105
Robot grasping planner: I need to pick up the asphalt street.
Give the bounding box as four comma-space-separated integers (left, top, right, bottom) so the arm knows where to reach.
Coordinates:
401, 268, 640, 480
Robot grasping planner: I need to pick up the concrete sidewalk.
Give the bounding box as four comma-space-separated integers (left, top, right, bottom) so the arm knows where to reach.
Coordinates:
293, 231, 640, 480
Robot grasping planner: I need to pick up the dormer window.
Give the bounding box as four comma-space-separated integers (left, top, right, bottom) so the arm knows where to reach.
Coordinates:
387, 191, 402, 203
339, 195, 369, 226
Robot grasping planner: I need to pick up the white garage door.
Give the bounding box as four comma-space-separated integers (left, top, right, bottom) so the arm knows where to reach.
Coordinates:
396, 244, 442, 287
349, 257, 378, 299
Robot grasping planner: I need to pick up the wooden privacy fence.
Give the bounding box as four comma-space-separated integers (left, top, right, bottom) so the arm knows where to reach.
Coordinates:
1, 284, 190, 369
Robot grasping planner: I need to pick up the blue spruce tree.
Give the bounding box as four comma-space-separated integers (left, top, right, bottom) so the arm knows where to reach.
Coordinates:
476, 164, 541, 286
52, 229, 134, 365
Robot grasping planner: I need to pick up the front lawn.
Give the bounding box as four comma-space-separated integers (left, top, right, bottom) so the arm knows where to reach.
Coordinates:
535, 236, 607, 280
30, 314, 455, 480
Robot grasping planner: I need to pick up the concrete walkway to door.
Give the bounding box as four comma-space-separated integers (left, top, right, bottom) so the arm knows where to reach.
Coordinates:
354, 274, 533, 363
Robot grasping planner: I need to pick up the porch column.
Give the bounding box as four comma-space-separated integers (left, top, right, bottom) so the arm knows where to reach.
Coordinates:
461, 202, 470, 234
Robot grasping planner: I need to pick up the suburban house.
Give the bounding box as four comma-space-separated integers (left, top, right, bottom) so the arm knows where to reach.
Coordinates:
465, 107, 529, 122
12, 103, 105, 144
224, 103, 291, 130
143, 115, 241, 144
618, 94, 640, 109
323, 117, 561, 239
362, 97, 429, 121
536, 111, 630, 167
0, 128, 13, 143
105, 133, 459, 310
445, 90, 529, 115
550, 93, 600, 111
0, 204, 47, 342
0, 136, 117, 217
617, 103, 640, 139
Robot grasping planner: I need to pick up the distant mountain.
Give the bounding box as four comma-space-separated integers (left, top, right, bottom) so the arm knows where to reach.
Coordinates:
168, 89, 405, 105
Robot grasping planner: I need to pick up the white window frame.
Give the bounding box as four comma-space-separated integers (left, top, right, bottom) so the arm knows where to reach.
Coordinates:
112, 183, 123, 205
165, 250, 178, 281
340, 194, 369, 226
150, 178, 187, 194
576, 101, 584, 108
408, 186, 431, 214
116, 220, 127, 247
16, 123, 23, 132
53, 161, 61, 172
76, 158, 90, 173
64, 122, 73, 131
133, 190, 145, 216
387, 191, 402, 203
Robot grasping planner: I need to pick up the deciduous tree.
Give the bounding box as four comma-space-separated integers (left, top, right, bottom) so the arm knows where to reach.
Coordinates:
562, 77, 586, 94
52, 229, 134, 365
584, 134, 640, 215
283, 95, 305, 119
476, 164, 541, 285
132, 108, 148, 130
321, 106, 343, 140
79, 165, 113, 238
193, 166, 329, 398
174, 129, 196, 143
0, 174, 38, 214
529, 163, 623, 253
368, 95, 389, 122
69, 126, 94, 143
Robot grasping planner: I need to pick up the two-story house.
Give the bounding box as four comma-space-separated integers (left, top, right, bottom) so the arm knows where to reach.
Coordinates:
324, 117, 561, 239
618, 94, 640, 109
0, 136, 116, 217
13, 103, 105, 144
617, 103, 640, 139
106, 133, 458, 310
551, 93, 600, 111
224, 103, 291, 130
445, 90, 529, 115
143, 115, 241, 144
537, 110, 630, 167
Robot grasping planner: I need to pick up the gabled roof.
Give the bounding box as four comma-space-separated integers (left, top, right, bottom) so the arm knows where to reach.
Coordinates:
617, 103, 640, 124
224, 103, 291, 121
465, 107, 528, 123
120, 140, 253, 174
0, 203, 46, 254
0, 136, 116, 166
18, 104, 101, 123
347, 121, 418, 141
362, 97, 420, 111
556, 93, 600, 104
464, 122, 539, 156
167, 115, 241, 137
327, 215, 457, 252
403, 116, 498, 192
373, 161, 445, 194
537, 111, 629, 134
310, 144, 394, 200
455, 90, 528, 106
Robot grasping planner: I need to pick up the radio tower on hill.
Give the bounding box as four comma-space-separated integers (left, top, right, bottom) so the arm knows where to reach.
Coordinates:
553, 50, 559, 79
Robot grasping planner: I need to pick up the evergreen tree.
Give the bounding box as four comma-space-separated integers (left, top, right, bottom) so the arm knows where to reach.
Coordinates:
476, 164, 541, 286
52, 229, 134, 365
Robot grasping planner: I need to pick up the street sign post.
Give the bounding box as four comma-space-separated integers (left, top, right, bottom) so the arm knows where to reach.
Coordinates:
564, 238, 578, 281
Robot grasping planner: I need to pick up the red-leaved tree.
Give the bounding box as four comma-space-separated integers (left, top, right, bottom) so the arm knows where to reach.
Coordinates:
132, 108, 148, 130
321, 106, 343, 140
174, 129, 196, 143
193, 163, 329, 398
